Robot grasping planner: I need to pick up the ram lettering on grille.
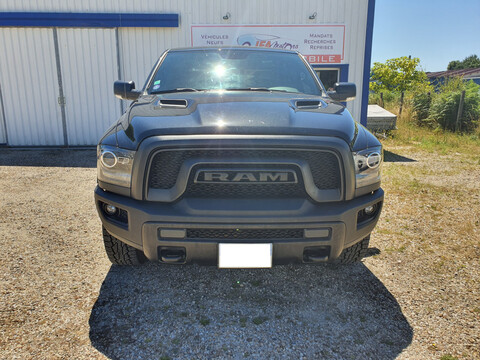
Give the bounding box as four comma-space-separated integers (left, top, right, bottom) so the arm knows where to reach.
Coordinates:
194, 170, 298, 184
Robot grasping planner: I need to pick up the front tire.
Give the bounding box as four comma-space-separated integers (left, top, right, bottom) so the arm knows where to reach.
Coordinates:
336, 235, 370, 264
102, 226, 147, 265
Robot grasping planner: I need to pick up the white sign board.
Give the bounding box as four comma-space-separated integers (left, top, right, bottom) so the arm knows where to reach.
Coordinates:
191, 25, 345, 64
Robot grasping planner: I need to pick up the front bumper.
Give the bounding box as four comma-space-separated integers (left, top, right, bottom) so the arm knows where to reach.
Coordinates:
95, 186, 383, 265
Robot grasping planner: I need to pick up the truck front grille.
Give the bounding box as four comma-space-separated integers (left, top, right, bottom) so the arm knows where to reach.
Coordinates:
148, 148, 341, 200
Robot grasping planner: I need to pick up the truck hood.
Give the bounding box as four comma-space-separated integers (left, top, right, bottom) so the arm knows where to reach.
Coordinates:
112, 92, 358, 150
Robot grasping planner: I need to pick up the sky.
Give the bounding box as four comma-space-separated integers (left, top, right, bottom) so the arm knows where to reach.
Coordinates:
371, 0, 480, 72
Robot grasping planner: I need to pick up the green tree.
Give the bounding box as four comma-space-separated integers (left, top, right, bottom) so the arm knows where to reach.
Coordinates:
370, 57, 431, 115
369, 56, 429, 93
447, 54, 480, 70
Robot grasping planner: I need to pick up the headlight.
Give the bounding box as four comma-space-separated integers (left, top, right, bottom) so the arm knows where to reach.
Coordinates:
353, 146, 382, 188
97, 145, 135, 187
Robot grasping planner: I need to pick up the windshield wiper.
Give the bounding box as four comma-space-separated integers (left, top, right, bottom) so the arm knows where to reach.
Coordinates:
224, 87, 272, 92
225, 87, 296, 93
150, 88, 201, 94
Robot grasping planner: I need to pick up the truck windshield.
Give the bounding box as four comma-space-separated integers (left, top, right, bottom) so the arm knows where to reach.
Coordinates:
148, 49, 323, 96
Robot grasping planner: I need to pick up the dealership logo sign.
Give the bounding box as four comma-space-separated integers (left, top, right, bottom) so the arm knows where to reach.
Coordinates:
236, 34, 299, 50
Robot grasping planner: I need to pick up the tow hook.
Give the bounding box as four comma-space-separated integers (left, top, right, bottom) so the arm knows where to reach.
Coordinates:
159, 248, 186, 264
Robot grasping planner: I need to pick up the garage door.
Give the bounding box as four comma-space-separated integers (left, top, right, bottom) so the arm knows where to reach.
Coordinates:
0, 28, 64, 146
57, 28, 121, 146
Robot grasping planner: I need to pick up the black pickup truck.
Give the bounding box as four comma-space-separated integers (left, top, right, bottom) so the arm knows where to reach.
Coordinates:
94, 47, 383, 268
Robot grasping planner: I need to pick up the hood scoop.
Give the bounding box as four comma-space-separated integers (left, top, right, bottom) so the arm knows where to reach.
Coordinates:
292, 99, 327, 110
155, 99, 189, 109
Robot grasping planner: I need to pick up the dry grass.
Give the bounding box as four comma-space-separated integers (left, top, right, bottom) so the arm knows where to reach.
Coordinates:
365, 116, 480, 358
378, 115, 480, 268
382, 105, 480, 156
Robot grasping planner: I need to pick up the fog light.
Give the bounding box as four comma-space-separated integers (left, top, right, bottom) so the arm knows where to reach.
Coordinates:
104, 204, 117, 215
364, 205, 376, 215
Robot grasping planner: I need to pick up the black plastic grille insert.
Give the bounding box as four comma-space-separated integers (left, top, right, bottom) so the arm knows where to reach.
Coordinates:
148, 148, 341, 198
186, 228, 304, 240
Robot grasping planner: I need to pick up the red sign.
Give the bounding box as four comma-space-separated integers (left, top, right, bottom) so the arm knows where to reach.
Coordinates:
304, 55, 342, 63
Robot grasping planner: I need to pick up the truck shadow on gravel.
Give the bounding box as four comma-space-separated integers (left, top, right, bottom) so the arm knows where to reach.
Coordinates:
0, 149, 96, 167
383, 150, 416, 163
89, 263, 412, 359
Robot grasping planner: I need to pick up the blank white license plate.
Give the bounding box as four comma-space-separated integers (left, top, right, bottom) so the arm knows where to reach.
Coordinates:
218, 243, 272, 268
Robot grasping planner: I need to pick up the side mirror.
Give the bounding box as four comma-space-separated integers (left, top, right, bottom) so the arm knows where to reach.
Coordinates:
114, 80, 141, 101
327, 82, 356, 102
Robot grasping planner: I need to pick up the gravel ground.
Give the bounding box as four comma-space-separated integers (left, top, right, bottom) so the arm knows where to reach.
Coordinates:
0, 148, 478, 359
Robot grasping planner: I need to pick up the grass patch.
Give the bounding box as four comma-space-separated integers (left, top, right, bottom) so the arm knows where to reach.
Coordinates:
239, 317, 247, 327
199, 317, 210, 326
380, 339, 394, 346
252, 316, 268, 325
440, 355, 459, 360
354, 338, 365, 345
250, 280, 261, 287
382, 115, 480, 156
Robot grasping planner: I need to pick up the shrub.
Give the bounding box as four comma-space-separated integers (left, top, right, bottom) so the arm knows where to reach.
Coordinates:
369, 90, 401, 108
412, 92, 433, 126
429, 80, 480, 133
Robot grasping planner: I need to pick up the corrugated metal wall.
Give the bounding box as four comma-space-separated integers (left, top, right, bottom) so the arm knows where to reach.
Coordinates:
57, 28, 121, 145
118, 27, 175, 112
0, 28, 64, 146
0, 0, 369, 146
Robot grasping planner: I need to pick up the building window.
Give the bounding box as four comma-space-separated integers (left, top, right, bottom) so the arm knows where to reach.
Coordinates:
315, 68, 339, 91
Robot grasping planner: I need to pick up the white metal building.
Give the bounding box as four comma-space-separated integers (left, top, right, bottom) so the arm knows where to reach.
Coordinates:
0, 0, 375, 146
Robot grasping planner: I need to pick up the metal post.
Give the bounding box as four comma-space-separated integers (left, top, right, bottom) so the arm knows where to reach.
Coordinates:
52, 28, 69, 147
115, 27, 124, 114
399, 91, 404, 116
455, 90, 466, 133
0, 82, 9, 145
